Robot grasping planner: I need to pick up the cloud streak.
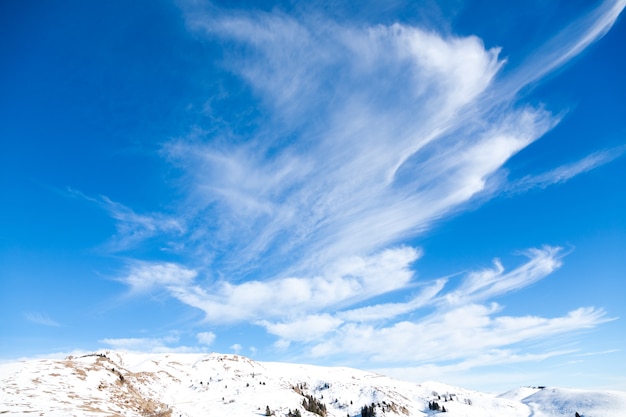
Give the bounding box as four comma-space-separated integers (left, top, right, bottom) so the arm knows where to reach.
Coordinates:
196, 331, 216, 346
121, 246, 421, 323
309, 305, 610, 364
503, 0, 626, 93
99, 335, 208, 354
66, 187, 184, 252
169, 15, 544, 279
442, 246, 565, 306
120, 261, 197, 294
25, 312, 61, 327
116, 245, 613, 371
163, 1, 625, 281
101, 0, 624, 373
511, 146, 626, 192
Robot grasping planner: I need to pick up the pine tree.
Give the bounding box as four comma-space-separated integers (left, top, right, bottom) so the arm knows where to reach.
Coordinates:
360, 404, 375, 417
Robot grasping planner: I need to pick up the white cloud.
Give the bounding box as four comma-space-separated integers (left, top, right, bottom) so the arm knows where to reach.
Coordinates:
98, 335, 192, 353
337, 279, 447, 322
442, 246, 564, 306
230, 343, 242, 354
163, 2, 623, 285
512, 146, 626, 192
259, 314, 343, 343
120, 262, 197, 294
309, 305, 611, 365
24, 312, 60, 327
102, 1, 624, 372
161, 246, 420, 323
263, 248, 611, 370
66, 188, 185, 252
165, 11, 525, 279
274, 339, 291, 350
503, 0, 626, 94
105, 1, 624, 285
81, 1, 624, 269
375, 350, 571, 392
196, 331, 216, 346
378, 346, 624, 392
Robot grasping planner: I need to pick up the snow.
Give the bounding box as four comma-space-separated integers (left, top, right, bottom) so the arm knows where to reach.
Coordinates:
1, 351, 624, 417
522, 387, 626, 417
498, 386, 542, 402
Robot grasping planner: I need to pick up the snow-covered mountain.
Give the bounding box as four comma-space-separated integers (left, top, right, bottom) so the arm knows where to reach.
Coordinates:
1, 351, 624, 417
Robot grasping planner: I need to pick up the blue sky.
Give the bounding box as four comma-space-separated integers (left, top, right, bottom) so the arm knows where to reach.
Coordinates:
1, 0, 625, 392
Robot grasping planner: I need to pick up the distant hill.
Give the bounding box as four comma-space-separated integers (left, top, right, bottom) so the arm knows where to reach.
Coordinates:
1, 351, 624, 416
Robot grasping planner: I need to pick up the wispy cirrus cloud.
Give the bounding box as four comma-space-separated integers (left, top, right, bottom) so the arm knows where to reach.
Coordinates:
309, 305, 610, 364
66, 187, 185, 252
442, 246, 565, 306
337, 278, 447, 322
196, 331, 216, 346
163, 1, 625, 282
166, 16, 545, 280
375, 349, 576, 392
25, 312, 61, 327
115, 245, 612, 371
511, 146, 626, 193
120, 261, 197, 294
99, 335, 205, 353
296, 247, 611, 366
119, 246, 420, 323
103, 0, 623, 372
99, 335, 178, 350
502, 0, 626, 94
259, 314, 344, 344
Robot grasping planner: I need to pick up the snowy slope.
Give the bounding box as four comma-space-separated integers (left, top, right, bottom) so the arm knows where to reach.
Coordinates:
521, 387, 626, 417
498, 386, 543, 402
0, 351, 624, 417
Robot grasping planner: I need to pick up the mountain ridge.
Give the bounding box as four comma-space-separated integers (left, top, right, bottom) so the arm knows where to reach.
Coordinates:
1, 351, 624, 417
